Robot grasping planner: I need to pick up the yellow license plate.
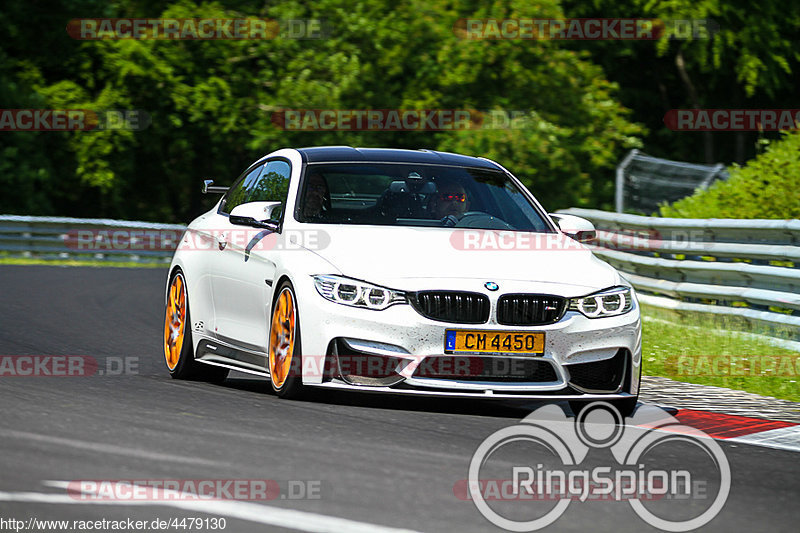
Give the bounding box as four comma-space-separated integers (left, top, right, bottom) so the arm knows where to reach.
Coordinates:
445, 330, 544, 355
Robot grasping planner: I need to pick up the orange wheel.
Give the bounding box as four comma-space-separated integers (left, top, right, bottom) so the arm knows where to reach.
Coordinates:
269, 281, 303, 398
164, 272, 187, 371
163, 271, 228, 383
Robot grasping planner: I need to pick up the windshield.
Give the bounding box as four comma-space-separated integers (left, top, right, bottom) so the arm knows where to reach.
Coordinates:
295, 163, 553, 232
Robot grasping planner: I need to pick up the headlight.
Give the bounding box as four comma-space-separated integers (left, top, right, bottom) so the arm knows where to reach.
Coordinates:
312, 275, 407, 310
568, 286, 634, 318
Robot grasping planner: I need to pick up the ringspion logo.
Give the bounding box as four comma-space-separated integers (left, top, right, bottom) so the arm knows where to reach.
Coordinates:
462, 403, 730, 531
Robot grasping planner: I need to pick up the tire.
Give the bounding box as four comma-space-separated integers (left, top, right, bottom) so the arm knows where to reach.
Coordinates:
164, 271, 228, 383
569, 396, 638, 418
268, 280, 304, 399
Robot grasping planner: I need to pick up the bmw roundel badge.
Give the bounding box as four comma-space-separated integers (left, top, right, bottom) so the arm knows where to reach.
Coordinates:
484, 282, 499, 291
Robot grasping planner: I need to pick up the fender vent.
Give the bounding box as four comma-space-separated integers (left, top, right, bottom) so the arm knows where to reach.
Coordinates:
566, 349, 628, 392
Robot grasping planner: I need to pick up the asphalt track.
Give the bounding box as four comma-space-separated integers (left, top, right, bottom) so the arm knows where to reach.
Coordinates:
0, 265, 798, 532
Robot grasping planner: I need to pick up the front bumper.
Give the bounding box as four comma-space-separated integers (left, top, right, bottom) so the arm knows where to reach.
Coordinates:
297, 283, 642, 399
306, 380, 639, 401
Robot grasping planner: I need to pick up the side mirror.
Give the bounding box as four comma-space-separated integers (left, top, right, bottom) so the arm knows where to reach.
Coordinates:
229, 201, 283, 230
550, 214, 596, 243
202, 180, 229, 194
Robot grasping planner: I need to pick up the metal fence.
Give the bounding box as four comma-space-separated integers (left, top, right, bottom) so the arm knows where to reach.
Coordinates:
616, 149, 728, 214
558, 208, 800, 340
0, 215, 185, 264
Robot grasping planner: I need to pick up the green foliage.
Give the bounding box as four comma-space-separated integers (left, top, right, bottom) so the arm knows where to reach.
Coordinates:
649, 0, 800, 99
3, 0, 799, 220
562, 0, 800, 165
250, 172, 289, 205
0, 0, 644, 221
660, 130, 800, 218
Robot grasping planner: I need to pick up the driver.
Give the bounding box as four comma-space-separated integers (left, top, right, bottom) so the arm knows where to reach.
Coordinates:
430, 179, 470, 220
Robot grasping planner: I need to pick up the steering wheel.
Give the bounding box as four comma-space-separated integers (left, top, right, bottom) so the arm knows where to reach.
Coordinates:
440, 212, 493, 227
453, 211, 514, 230
440, 215, 459, 227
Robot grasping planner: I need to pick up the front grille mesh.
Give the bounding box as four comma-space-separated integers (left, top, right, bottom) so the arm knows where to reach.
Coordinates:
497, 294, 566, 326
412, 356, 558, 382
411, 291, 489, 324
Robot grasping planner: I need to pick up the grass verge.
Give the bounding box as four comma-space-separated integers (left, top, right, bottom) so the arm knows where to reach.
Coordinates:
0, 257, 167, 268
641, 305, 800, 402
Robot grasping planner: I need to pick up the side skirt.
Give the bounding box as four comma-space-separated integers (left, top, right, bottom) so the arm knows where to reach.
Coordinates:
195, 339, 270, 377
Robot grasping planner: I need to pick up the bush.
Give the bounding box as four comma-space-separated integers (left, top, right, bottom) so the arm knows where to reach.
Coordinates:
659, 131, 800, 219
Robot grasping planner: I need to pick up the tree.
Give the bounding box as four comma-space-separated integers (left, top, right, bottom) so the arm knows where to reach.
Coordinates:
1, 0, 644, 219
660, 130, 800, 219
562, 0, 800, 165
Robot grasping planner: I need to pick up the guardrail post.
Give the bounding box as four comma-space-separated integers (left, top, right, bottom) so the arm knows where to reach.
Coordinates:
615, 149, 639, 213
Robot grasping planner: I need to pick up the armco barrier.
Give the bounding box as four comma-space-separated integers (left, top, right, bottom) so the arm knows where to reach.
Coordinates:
2, 212, 799, 339
0, 215, 185, 263
558, 208, 800, 339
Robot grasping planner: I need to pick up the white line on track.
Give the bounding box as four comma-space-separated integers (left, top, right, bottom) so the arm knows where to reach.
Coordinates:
0, 429, 225, 467
726, 425, 800, 453
0, 481, 425, 533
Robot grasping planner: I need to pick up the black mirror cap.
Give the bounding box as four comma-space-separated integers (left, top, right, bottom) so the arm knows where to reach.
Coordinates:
229, 215, 279, 232
202, 180, 229, 194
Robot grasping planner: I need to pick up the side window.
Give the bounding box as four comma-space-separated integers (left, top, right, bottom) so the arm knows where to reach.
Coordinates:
248, 159, 291, 219
222, 163, 264, 214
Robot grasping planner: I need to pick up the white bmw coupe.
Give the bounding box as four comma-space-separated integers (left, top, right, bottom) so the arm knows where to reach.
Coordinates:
164, 147, 641, 414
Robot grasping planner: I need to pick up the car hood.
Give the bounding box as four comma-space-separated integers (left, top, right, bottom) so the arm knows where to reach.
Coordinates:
301, 225, 620, 295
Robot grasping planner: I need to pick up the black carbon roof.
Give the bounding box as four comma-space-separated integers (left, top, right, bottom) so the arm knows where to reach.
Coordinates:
296, 146, 502, 170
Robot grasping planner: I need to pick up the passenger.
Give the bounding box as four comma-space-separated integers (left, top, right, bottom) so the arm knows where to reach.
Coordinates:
303, 172, 330, 219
